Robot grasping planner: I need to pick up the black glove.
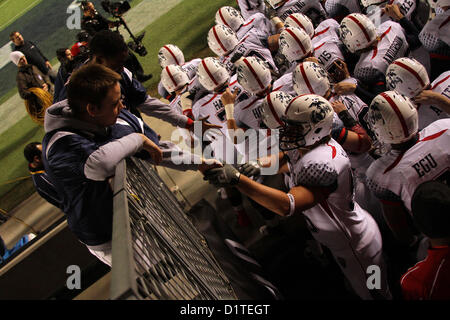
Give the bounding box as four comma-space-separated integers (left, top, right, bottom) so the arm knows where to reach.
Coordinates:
239, 161, 261, 178
203, 164, 241, 187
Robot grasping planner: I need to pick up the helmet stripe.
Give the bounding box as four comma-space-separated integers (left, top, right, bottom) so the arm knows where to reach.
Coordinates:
300, 63, 315, 94
219, 8, 231, 28
163, 45, 180, 65
393, 60, 426, 88
289, 15, 305, 31
213, 26, 228, 54
347, 15, 371, 42
201, 59, 219, 86
380, 92, 409, 139
267, 93, 284, 127
243, 58, 265, 90
165, 66, 178, 89
285, 28, 307, 55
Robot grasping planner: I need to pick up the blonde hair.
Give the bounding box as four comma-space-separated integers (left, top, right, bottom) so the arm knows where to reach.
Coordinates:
25, 87, 53, 125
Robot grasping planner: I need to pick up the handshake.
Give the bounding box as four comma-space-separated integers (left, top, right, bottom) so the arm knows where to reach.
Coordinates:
200, 162, 262, 187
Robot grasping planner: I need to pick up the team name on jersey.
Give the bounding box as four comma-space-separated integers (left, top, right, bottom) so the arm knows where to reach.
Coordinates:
399, 0, 415, 16
442, 86, 450, 99
252, 105, 264, 120
317, 50, 333, 66
412, 153, 438, 178
383, 36, 404, 64
279, 2, 307, 21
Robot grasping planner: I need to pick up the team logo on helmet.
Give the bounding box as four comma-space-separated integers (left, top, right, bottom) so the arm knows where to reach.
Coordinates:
310, 100, 332, 124
386, 70, 403, 89
339, 22, 353, 40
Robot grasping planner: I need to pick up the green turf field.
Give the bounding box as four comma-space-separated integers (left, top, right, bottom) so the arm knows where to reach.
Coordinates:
0, 0, 42, 32
0, 0, 236, 212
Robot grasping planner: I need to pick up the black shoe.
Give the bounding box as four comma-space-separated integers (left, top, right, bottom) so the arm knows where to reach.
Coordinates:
137, 74, 153, 82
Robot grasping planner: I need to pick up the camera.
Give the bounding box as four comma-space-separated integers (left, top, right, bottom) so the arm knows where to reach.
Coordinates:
128, 33, 147, 56
101, 0, 131, 17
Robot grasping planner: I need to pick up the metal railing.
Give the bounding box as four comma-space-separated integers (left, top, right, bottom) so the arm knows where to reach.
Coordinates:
111, 157, 237, 300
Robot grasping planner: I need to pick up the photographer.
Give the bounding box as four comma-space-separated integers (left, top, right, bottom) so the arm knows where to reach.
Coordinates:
80, 1, 152, 82
81, 1, 121, 36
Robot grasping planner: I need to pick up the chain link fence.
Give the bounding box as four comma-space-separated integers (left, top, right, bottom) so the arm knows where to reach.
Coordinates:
111, 157, 237, 300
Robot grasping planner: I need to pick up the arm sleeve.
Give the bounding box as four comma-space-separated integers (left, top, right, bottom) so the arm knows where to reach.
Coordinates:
84, 133, 143, 181
398, 17, 422, 51
16, 74, 33, 99
138, 95, 190, 128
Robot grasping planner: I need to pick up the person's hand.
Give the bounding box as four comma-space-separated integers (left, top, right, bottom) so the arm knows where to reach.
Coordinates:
220, 87, 238, 106
238, 161, 261, 178
198, 158, 223, 174
203, 164, 241, 187
190, 115, 223, 135
42, 83, 49, 92
383, 4, 404, 21
334, 81, 357, 95
331, 100, 347, 114
139, 134, 163, 165
333, 59, 351, 79
413, 90, 441, 105
45, 61, 52, 69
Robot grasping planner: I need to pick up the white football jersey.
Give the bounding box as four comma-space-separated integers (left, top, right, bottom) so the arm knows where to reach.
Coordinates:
276, 0, 327, 24
354, 21, 408, 83
366, 119, 450, 213
324, 0, 362, 19
286, 138, 378, 255
237, 13, 272, 41
220, 29, 277, 74
366, 0, 416, 26
236, 0, 265, 20
312, 19, 346, 71
417, 71, 450, 130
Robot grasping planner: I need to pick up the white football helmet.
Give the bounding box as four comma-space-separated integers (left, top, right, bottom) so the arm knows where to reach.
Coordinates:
339, 13, 377, 53
235, 56, 272, 94
368, 91, 418, 145
293, 62, 330, 96
437, 0, 450, 7
197, 57, 230, 92
215, 6, 244, 32
261, 91, 294, 129
267, 0, 287, 9
207, 24, 239, 56
279, 27, 313, 63
280, 94, 334, 150
386, 58, 430, 98
284, 13, 315, 38
160, 65, 189, 93
158, 44, 185, 68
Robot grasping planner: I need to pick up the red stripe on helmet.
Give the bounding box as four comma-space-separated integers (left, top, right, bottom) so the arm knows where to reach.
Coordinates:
163, 45, 180, 65
267, 93, 284, 127
201, 59, 219, 86
213, 26, 228, 54
243, 58, 265, 90
285, 28, 307, 55
380, 92, 410, 139
300, 63, 315, 94
371, 26, 391, 60
289, 14, 305, 31
218, 8, 231, 28
347, 15, 371, 42
393, 60, 426, 88
166, 66, 178, 88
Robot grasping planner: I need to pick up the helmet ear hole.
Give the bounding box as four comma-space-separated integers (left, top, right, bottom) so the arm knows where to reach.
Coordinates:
314, 128, 322, 134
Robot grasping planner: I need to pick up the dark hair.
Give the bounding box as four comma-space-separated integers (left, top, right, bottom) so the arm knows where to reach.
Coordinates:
77, 30, 91, 43
56, 48, 68, 63
89, 30, 128, 59
412, 180, 450, 239
24, 142, 41, 163
9, 31, 19, 40
67, 63, 121, 115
